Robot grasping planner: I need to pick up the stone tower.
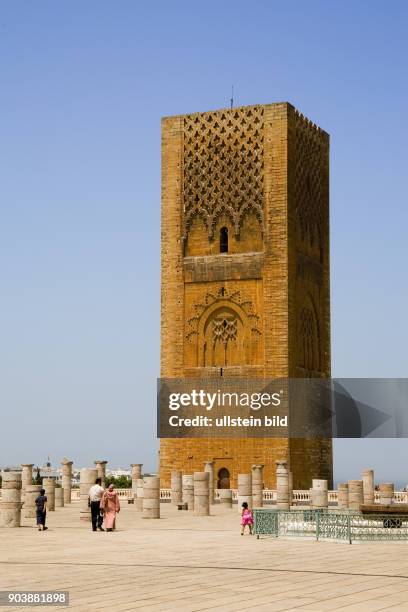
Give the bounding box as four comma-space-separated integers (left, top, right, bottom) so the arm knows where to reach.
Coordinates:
160, 103, 332, 489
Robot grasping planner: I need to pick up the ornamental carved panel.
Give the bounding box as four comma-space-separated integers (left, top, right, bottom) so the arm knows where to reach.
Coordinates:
185, 286, 262, 368
293, 111, 326, 261
183, 107, 264, 242
297, 298, 321, 373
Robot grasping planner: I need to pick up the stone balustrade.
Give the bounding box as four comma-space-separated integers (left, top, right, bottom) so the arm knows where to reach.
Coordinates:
328, 490, 339, 503
262, 490, 277, 503
3, 487, 407, 505
393, 491, 408, 503
292, 490, 310, 502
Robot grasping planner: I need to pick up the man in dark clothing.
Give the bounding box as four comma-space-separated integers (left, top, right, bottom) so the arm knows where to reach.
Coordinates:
35, 489, 48, 531
88, 477, 105, 531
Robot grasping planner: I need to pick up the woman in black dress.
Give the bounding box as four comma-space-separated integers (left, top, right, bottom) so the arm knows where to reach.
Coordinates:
35, 488, 48, 531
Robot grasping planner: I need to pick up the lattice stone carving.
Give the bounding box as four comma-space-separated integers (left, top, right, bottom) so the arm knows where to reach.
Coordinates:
183, 106, 264, 241
212, 315, 237, 347
296, 251, 323, 287
298, 305, 320, 372
186, 287, 261, 342
293, 111, 325, 258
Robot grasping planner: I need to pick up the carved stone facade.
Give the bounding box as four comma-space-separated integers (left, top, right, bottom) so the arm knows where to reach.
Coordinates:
161, 103, 332, 489
185, 286, 262, 368
183, 106, 264, 244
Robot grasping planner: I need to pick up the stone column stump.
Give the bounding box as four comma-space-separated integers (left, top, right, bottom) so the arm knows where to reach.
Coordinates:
310, 479, 328, 509
55, 487, 64, 508
131, 464, 143, 501
275, 460, 290, 510
24, 484, 42, 519
94, 460, 108, 488
80, 468, 98, 522
135, 478, 144, 512
289, 471, 293, 506
0, 472, 22, 527
348, 480, 363, 510
379, 483, 394, 505
237, 473, 252, 513
193, 472, 210, 516
182, 475, 194, 511
219, 489, 232, 508
363, 469, 375, 505
61, 459, 73, 504
43, 478, 56, 511
143, 476, 160, 519
204, 461, 215, 505
338, 483, 349, 509
251, 464, 264, 508
21, 464, 33, 505
170, 470, 182, 505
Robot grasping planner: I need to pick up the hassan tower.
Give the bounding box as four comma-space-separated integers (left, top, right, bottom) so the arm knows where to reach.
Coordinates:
160, 102, 332, 489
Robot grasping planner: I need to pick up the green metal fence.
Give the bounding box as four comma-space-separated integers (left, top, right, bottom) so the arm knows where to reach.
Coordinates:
253, 509, 408, 543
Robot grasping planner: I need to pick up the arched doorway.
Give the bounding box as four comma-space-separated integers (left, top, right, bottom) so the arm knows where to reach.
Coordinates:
217, 467, 230, 489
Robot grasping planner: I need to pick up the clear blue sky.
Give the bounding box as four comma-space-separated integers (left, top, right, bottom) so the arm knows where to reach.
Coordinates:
1, 1, 407, 483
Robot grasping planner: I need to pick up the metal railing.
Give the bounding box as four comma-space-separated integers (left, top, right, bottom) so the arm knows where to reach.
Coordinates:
253, 508, 408, 543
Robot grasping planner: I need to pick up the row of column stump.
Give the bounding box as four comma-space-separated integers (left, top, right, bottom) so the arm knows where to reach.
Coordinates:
169, 464, 268, 515
0, 460, 400, 526
337, 473, 395, 510
310, 469, 395, 510
168, 463, 397, 514
0, 462, 146, 527
0, 471, 65, 528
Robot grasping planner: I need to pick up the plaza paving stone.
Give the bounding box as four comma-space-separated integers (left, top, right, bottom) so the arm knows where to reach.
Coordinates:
1, 503, 408, 611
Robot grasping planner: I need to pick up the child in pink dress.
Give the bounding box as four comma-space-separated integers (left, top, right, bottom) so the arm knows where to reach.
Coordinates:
241, 502, 253, 535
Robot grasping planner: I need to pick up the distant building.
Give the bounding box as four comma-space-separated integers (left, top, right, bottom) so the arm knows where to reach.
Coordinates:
108, 469, 131, 478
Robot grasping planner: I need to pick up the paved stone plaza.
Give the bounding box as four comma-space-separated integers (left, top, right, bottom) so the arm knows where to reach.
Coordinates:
2, 504, 408, 611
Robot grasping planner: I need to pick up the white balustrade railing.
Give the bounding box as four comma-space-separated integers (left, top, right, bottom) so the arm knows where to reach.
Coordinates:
263, 490, 277, 502
69, 488, 169, 501
48, 488, 168, 502
66, 489, 408, 504
2, 487, 407, 505
117, 489, 133, 498
292, 490, 311, 503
